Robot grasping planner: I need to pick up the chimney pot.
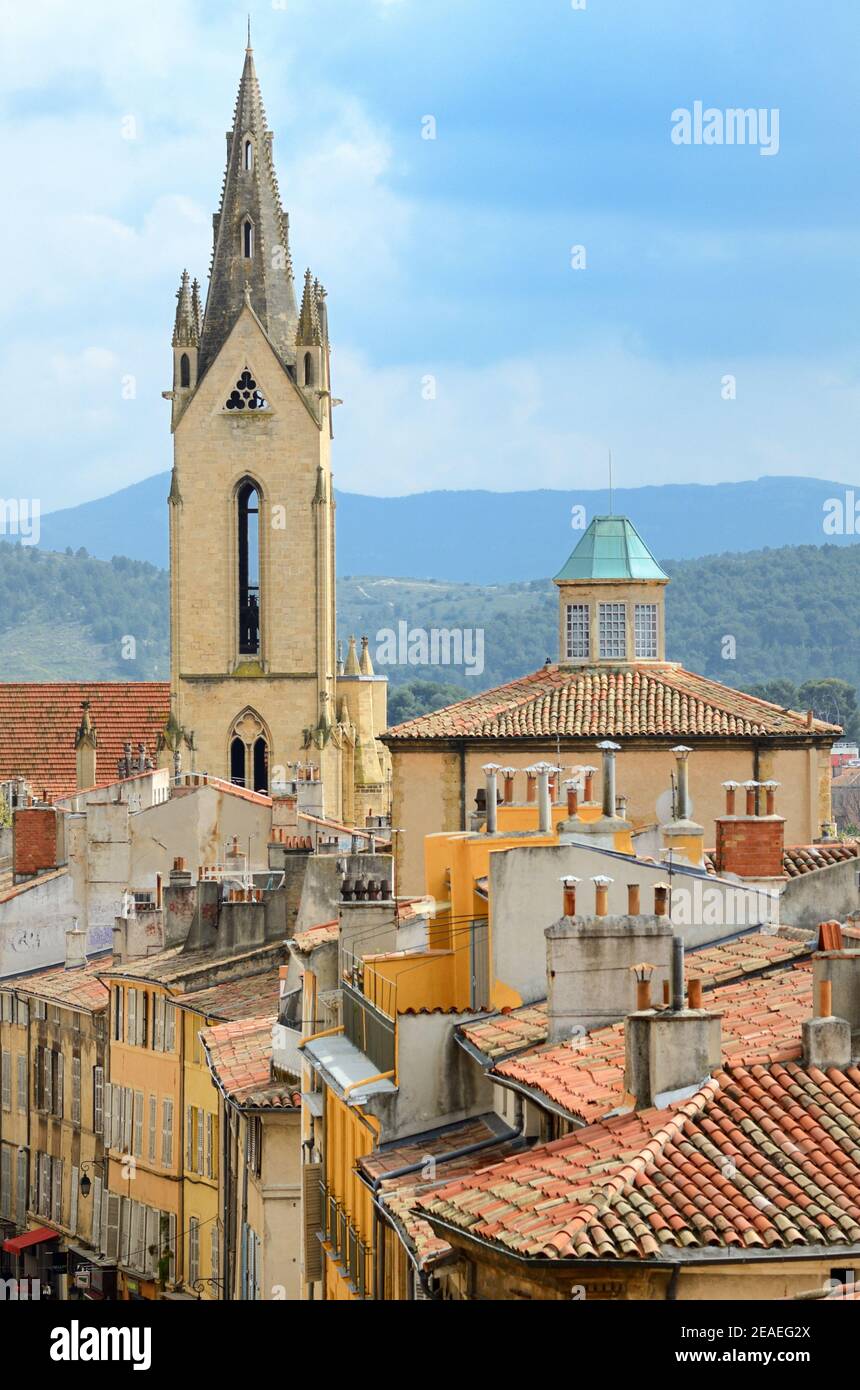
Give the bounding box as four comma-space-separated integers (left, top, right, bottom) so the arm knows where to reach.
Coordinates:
627, 883, 641, 915
688, 978, 703, 1010
722, 780, 739, 815
592, 875, 613, 917
564, 779, 579, 816
654, 883, 669, 917
743, 780, 759, 816
560, 876, 580, 916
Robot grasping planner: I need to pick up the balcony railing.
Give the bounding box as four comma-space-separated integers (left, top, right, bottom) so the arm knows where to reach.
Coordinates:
320, 1180, 373, 1299
341, 981, 395, 1075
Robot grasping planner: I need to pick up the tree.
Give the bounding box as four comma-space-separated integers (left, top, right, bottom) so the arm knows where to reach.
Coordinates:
797, 678, 860, 739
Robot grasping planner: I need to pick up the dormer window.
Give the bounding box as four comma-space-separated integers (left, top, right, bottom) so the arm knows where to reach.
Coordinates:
244, 139, 254, 172
634, 603, 658, 659
565, 604, 589, 660
599, 603, 627, 660
243, 220, 254, 258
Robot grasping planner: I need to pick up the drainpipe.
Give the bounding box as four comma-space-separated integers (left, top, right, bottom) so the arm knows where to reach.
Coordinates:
670, 936, 685, 1012
672, 746, 692, 821
482, 764, 501, 835
459, 742, 467, 832
597, 742, 621, 818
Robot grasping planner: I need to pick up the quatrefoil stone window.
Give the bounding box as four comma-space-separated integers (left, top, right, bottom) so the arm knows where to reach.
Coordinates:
226, 368, 268, 412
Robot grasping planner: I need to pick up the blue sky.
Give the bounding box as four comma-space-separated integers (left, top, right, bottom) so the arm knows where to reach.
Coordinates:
1, 0, 859, 510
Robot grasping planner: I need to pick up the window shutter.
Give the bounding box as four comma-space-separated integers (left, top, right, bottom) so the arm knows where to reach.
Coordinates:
148, 1094, 157, 1162
120, 1196, 132, 1266
44, 1048, 53, 1113
1, 1052, 10, 1111
189, 1216, 200, 1284
186, 1105, 194, 1170
303, 1162, 324, 1282
17, 1054, 26, 1112
168, 1211, 177, 1284
197, 1108, 204, 1175
132, 1201, 146, 1274
55, 1052, 64, 1117
134, 1090, 144, 1158
123, 1086, 132, 1153
92, 1176, 102, 1248
16, 1150, 27, 1227
146, 1207, 159, 1277
105, 1193, 121, 1261
0, 1147, 10, 1219
52, 1157, 62, 1223
72, 1055, 81, 1126
103, 1081, 113, 1147
153, 996, 163, 1052
93, 1066, 104, 1134
206, 1112, 214, 1179
128, 989, 136, 1046
70, 1167, 79, 1235
164, 1002, 176, 1052
162, 1098, 173, 1167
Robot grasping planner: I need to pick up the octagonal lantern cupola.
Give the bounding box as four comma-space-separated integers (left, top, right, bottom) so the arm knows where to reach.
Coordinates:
554, 516, 669, 666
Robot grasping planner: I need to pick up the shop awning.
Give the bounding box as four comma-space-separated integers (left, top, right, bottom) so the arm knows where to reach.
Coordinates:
3, 1226, 58, 1254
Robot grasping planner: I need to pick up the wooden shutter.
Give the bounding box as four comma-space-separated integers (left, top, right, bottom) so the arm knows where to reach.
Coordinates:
186, 1105, 194, 1170
303, 1162, 324, 1282
55, 1051, 64, 1118
148, 1094, 157, 1161
105, 1192, 121, 1261
70, 1167, 79, 1235
134, 1091, 144, 1158
52, 1157, 62, 1223
72, 1055, 81, 1125
93, 1065, 104, 1134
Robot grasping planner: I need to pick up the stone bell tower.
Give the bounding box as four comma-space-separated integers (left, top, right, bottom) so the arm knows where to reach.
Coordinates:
164, 40, 344, 806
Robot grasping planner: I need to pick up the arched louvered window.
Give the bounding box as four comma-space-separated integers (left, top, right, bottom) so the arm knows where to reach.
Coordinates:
237, 481, 261, 656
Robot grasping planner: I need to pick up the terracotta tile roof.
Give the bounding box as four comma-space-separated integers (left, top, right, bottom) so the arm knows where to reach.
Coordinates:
103, 940, 285, 989
419, 1062, 860, 1261
491, 963, 813, 1124
174, 966, 281, 1022
384, 665, 840, 743
290, 921, 339, 954
704, 843, 860, 878
7, 954, 112, 1012
460, 933, 811, 1063
0, 682, 170, 801
201, 1015, 300, 1110
358, 1116, 525, 1270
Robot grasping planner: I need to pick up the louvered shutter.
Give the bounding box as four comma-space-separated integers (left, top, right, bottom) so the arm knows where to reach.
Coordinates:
70, 1167, 79, 1235
92, 1176, 102, 1248
105, 1193, 121, 1260
303, 1162, 324, 1281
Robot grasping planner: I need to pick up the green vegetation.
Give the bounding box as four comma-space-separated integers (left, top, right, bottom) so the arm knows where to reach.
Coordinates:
1, 541, 859, 728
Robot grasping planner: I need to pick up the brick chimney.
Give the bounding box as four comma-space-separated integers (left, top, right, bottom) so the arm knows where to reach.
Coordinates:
545, 881, 673, 1040
714, 779, 786, 883
13, 804, 60, 881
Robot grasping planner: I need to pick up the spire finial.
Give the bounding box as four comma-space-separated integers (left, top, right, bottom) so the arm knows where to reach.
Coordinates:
247, 14, 251, 50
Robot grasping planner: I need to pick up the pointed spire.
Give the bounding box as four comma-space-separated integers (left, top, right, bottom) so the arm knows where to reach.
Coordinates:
198, 46, 298, 377
360, 636, 374, 676
173, 269, 199, 348
345, 635, 361, 676
74, 700, 97, 750
191, 278, 203, 339
315, 280, 330, 346
296, 268, 322, 346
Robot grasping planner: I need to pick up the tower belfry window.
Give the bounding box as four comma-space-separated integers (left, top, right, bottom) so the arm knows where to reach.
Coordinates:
244, 140, 254, 172
226, 369, 267, 411
179, 353, 190, 388
237, 481, 261, 656
243, 220, 254, 258
304, 352, 313, 387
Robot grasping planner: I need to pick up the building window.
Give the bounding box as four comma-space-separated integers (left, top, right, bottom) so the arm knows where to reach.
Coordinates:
0, 1052, 10, 1111
180, 353, 191, 388
161, 1098, 174, 1168
134, 1090, 144, 1158
148, 1094, 158, 1162
186, 1105, 195, 1171
54, 1051, 64, 1118
243, 219, 254, 258
164, 1002, 176, 1053
206, 1112, 215, 1179
17, 1054, 26, 1112
189, 1216, 200, 1284
304, 351, 313, 387
565, 603, 590, 660
93, 1066, 104, 1133
634, 603, 658, 659
599, 602, 627, 660
196, 1108, 205, 1175
237, 481, 261, 655
113, 987, 123, 1042
244, 139, 253, 171
71, 1055, 81, 1126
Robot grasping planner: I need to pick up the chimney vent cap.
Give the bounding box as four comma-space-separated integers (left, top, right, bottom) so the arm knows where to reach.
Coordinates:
672, 745, 693, 757
559, 875, 581, 886
722, 780, 740, 790
591, 874, 614, 887
743, 779, 760, 790
597, 741, 621, 753
481, 763, 502, 774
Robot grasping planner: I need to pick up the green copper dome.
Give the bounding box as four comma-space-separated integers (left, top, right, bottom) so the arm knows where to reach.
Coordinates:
555, 516, 669, 582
